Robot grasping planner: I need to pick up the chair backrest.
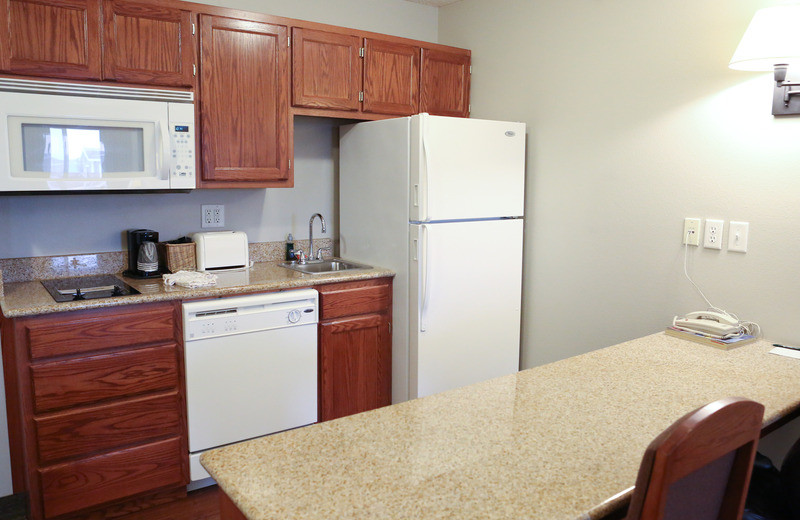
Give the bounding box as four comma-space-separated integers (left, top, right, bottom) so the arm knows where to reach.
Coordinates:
625, 397, 764, 520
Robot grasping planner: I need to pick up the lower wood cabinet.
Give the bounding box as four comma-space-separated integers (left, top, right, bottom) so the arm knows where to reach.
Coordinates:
0, 278, 393, 517
317, 277, 392, 421
1, 301, 188, 520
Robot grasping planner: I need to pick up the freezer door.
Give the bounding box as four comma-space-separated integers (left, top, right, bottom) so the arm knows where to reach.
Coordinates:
408, 219, 523, 399
410, 114, 526, 222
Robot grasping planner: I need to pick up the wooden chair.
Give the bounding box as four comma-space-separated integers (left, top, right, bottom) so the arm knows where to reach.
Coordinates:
625, 397, 765, 520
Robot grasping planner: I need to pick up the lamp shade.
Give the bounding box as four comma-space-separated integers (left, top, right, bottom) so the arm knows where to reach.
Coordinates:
730, 5, 800, 71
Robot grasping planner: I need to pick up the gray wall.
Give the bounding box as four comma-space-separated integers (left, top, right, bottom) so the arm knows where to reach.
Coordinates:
0, 117, 341, 258
439, 0, 800, 368
0, 0, 438, 260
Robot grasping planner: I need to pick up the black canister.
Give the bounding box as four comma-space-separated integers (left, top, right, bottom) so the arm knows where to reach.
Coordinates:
124, 229, 161, 278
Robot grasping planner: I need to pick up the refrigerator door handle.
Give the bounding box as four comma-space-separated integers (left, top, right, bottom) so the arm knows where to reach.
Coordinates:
420, 224, 430, 332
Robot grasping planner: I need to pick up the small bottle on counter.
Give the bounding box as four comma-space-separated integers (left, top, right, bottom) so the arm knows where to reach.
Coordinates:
286, 233, 295, 261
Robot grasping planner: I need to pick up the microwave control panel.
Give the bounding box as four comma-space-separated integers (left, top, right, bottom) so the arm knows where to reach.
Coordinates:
168, 102, 196, 189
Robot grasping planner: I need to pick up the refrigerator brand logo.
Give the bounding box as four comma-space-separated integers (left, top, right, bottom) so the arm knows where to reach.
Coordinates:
505, 131, 516, 137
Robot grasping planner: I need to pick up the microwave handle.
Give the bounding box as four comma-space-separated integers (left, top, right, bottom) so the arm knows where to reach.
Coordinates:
156, 121, 166, 178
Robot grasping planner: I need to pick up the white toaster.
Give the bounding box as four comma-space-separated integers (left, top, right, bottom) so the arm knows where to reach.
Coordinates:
192, 231, 250, 271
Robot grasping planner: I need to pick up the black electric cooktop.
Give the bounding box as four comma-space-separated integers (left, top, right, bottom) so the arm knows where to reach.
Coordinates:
41, 274, 140, 303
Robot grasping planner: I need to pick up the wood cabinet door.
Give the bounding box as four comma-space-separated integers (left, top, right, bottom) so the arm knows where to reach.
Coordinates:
0, 0, 102, 79
420, 48, 471, 118
292, 27, 360, 111
199, 15, 290, 185
102, 0, 194, 86
319, 313, 391, 422
362, 38, 419, 116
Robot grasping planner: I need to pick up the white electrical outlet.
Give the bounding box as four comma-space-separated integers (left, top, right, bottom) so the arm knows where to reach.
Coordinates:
703, 219, 724, 250
728, 221, 749, 253
201, 204, 225, 228
683, 218, 701, 246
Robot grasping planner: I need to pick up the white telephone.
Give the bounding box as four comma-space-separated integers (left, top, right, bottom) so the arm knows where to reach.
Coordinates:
672, 311, 743, 338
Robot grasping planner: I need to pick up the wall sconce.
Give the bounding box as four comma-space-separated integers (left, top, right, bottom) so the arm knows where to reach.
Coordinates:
730, 4, 800, 115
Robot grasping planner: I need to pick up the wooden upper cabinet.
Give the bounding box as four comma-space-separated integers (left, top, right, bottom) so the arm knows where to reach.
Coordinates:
420, 48, 471, 118
0, 0, 102, 79
102, 0, 194, 87
292, 27, 360, 111
199, 15, 291, 186
362, 38, 419, 116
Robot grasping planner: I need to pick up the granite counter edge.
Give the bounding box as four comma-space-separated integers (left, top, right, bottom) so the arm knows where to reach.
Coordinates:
1, 266, 395, 318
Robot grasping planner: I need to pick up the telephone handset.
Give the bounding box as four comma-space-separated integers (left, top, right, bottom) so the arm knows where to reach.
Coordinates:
684, 311, 739, 325
673, 311, 743, 338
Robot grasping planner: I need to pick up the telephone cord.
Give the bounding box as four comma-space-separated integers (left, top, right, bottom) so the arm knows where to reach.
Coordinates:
682, 230, 760, 337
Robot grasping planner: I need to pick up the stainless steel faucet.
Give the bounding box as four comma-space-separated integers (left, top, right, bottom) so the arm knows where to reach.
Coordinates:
308, 213, 326, 262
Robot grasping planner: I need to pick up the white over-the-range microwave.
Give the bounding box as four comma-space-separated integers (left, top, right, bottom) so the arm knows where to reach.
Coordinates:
0, 78, 195, 192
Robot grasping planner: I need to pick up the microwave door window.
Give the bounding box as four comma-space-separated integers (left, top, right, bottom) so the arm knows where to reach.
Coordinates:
20, 124, 145, 179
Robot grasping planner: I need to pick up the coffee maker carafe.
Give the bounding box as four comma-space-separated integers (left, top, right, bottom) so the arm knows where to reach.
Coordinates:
124, 229, 161, 278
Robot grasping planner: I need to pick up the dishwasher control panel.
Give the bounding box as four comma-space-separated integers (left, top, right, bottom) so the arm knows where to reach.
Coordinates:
182, 289, 318, 341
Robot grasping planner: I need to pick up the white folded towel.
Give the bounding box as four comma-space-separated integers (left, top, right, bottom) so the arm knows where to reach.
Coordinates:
163, 270, 218, 288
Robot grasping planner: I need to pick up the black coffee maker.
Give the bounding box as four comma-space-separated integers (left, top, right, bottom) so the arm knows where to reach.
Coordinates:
124, 229, 161, 278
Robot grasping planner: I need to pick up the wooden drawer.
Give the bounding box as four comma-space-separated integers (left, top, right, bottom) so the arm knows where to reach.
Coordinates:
34, 392, 182, 464
31, 344, 179, 413
39, 436, 186, 518
25, 303, 175, 360
317, 278, 392, 320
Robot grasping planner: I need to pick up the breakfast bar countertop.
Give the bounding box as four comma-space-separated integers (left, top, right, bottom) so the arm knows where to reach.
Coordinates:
0, 261, 395, 317
201, 334, 800, 520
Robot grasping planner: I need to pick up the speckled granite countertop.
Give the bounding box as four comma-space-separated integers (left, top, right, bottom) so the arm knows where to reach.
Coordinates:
0, 261, 394, 317
201, 334, 800, 520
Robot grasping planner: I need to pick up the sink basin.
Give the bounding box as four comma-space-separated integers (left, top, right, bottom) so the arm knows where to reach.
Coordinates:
280, 258, 372, 275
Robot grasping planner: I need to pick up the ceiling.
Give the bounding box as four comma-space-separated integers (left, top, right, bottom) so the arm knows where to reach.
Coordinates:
402, 0, 462, 7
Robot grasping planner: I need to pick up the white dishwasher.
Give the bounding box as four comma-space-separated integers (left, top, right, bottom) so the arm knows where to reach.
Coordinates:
183, 288, 318, 482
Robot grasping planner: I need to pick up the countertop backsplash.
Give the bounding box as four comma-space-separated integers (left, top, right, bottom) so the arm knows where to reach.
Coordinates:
0, 238, 335, 285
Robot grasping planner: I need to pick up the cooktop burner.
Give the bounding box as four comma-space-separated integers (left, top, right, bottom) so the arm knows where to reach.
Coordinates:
41, 275, 140, 303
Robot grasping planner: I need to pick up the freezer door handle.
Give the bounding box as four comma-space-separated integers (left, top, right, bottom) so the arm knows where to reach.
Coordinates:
420, 224, 430, 332
420, 118, 430, 221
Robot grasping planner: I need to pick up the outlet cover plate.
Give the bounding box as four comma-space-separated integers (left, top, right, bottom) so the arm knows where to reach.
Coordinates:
683, 218, 701, 246
201, 204, 225, 228
703, 219, 724, 249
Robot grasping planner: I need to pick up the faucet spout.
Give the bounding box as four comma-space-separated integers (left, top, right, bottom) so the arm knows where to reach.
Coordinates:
309, 213, 326, 262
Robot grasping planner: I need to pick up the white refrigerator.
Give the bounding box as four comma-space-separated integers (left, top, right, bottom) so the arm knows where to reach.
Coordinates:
340, 114, 525, 402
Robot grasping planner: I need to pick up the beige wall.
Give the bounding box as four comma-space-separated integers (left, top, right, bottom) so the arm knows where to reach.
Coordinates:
439, 0, 800, 370
0, 0, 437, 259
